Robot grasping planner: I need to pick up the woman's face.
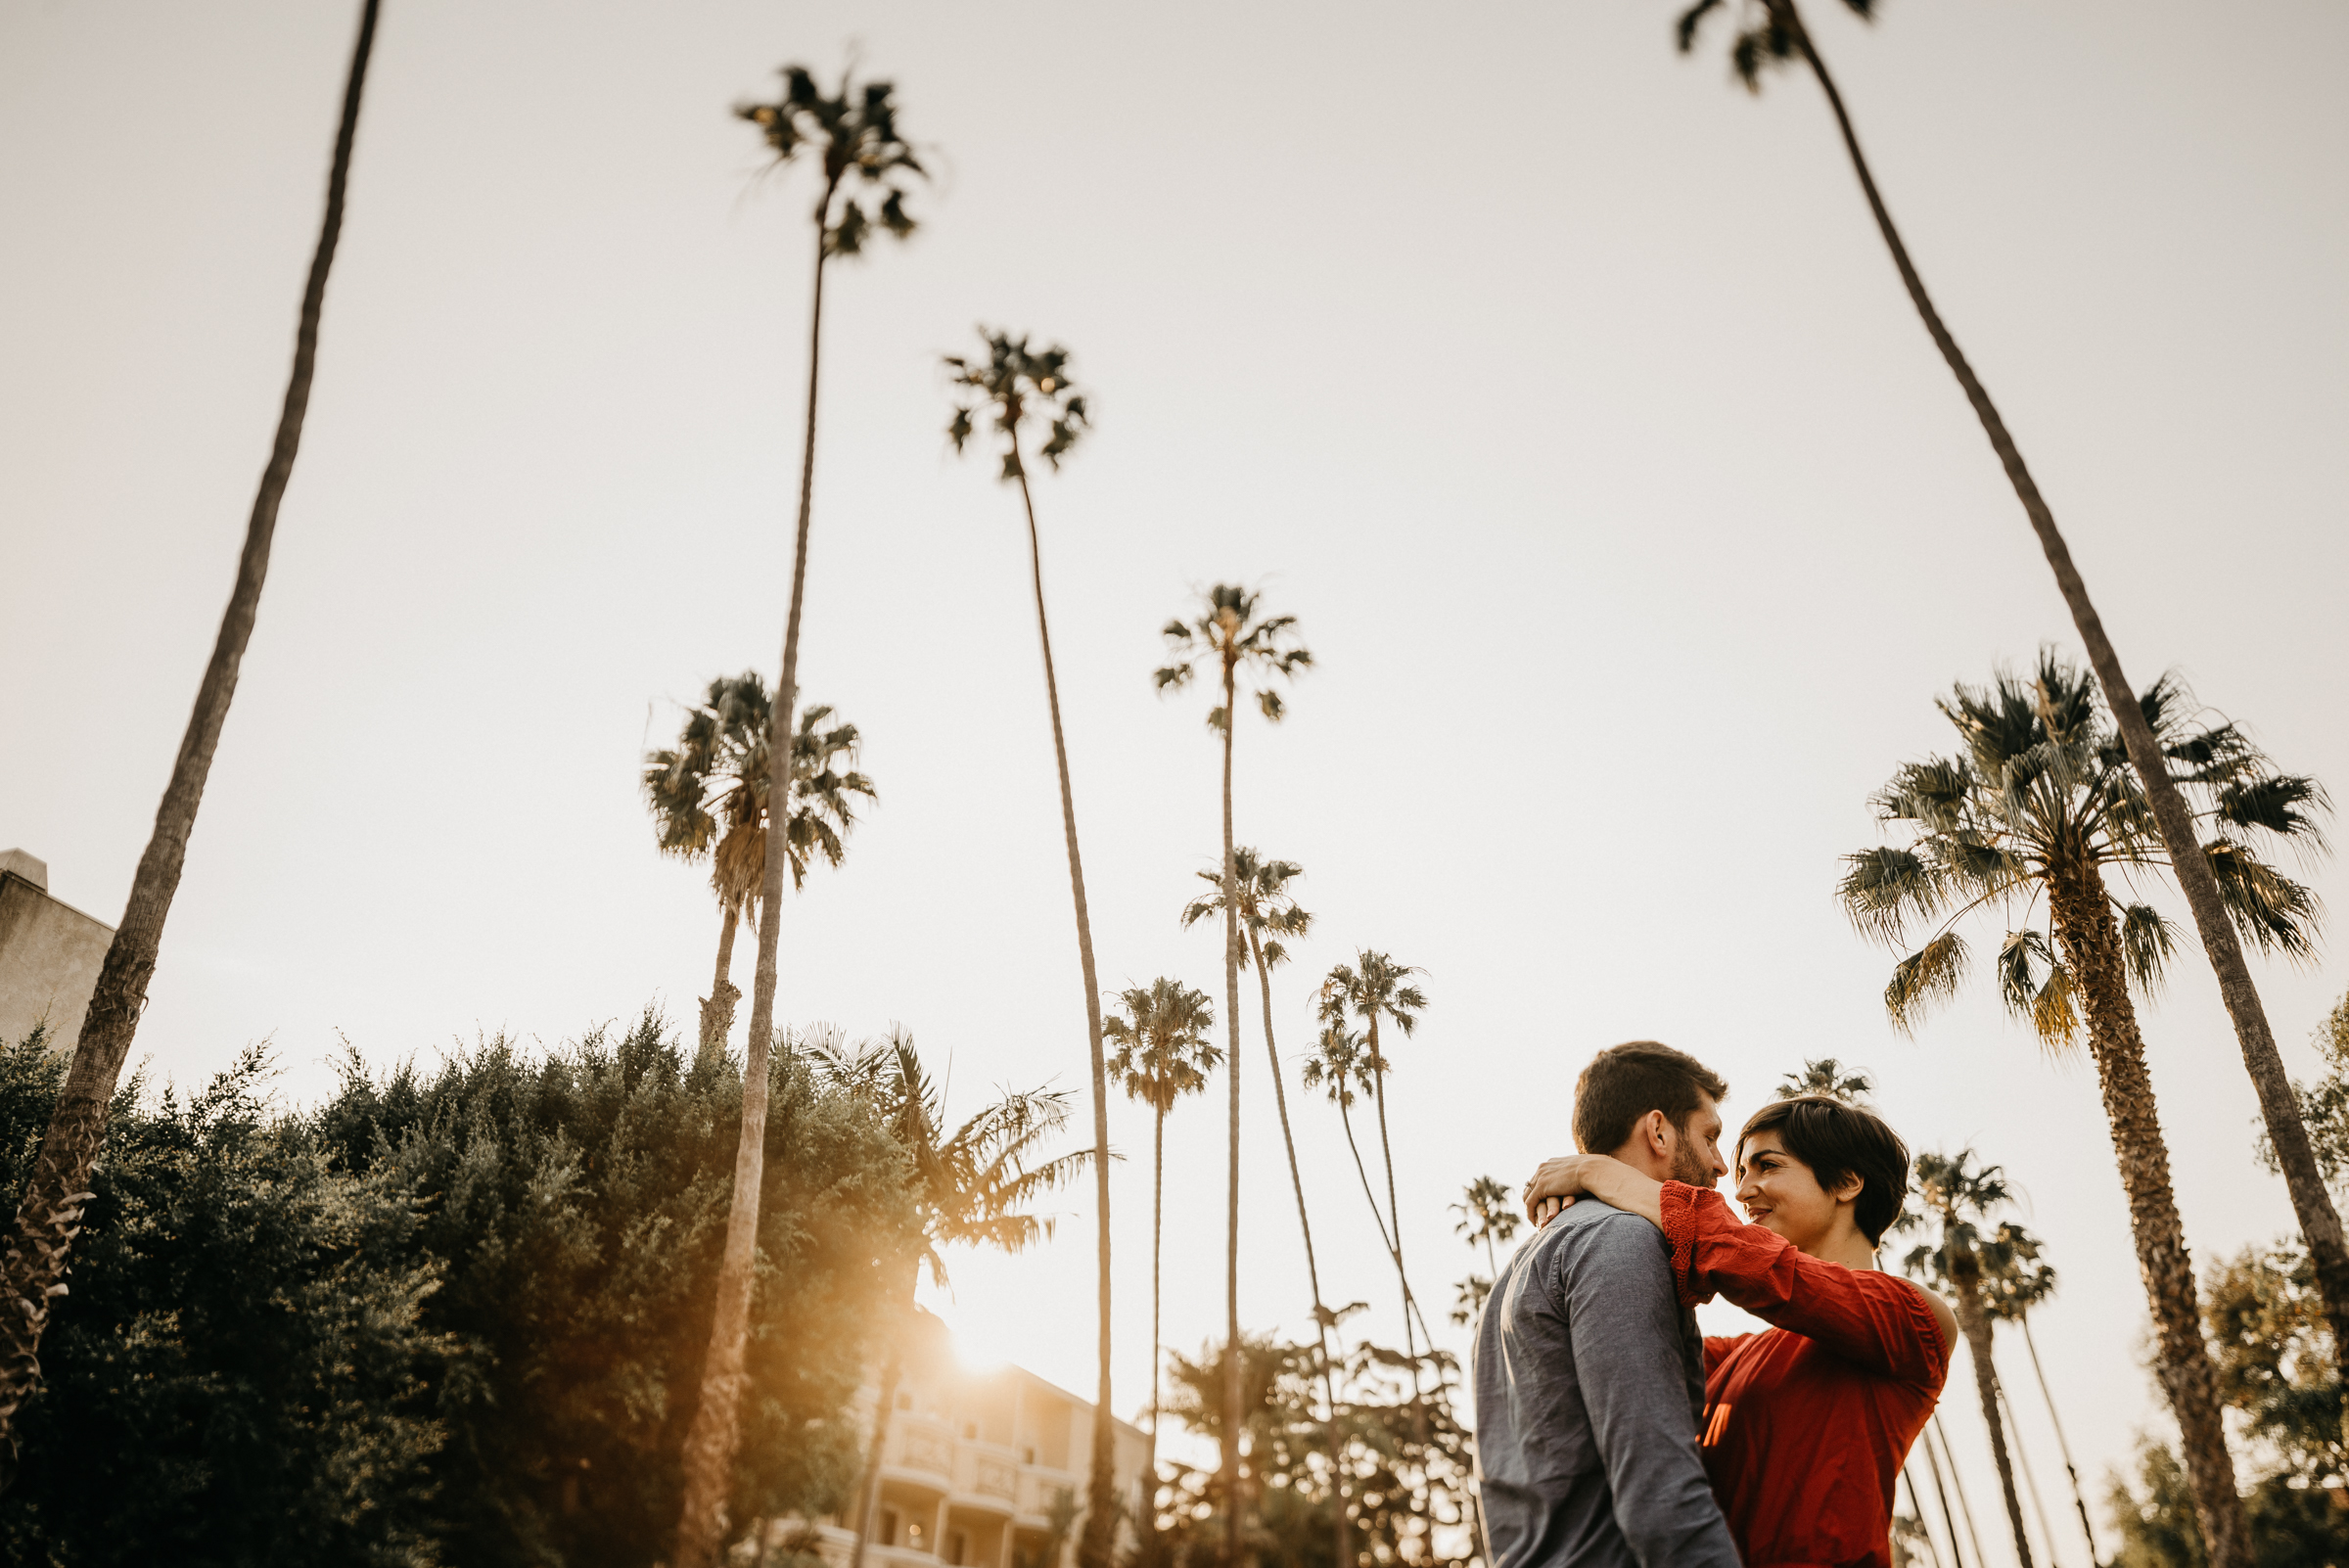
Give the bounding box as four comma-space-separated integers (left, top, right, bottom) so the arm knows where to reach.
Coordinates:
1734, 1129, 1852, 1254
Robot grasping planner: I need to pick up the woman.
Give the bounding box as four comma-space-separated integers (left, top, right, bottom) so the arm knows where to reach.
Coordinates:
1521, 1093, 1957, 1568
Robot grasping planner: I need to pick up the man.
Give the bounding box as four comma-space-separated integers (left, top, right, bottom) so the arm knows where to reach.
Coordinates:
1471, 1041, 1740, 1568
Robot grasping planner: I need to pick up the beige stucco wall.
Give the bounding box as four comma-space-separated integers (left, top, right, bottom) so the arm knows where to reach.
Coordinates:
0, 871, 115, 1056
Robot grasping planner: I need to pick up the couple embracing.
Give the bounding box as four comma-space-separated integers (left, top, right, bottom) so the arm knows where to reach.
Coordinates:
1471, 1041, 1959, 1568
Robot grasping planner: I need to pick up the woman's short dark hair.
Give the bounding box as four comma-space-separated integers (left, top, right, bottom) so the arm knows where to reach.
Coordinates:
1736, 1094, 1911, 1245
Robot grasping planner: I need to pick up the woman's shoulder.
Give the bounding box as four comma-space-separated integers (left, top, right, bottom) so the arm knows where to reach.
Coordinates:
1888, 1274, 1959, 1352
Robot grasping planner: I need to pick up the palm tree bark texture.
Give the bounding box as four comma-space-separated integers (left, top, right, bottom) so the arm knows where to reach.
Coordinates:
2047, 863, 2246, 1564
1743, 0, 2349, 1434
0, 0, 380, 1487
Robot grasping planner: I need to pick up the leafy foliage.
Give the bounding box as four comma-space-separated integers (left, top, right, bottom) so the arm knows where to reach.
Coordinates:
1181, 849, 1312, 973
1105, 981, 1221, 1120
0, 1016, 920, 1567
1154, 584, 1313, 734
1773, 1056, 1873, 1103
1138, 1333, 1476, 1568
1839, 652, 2326, 1047
1676, 0, 1876, 92
2105, 1242, 2346, 1567
2265, 988, 2349, 1190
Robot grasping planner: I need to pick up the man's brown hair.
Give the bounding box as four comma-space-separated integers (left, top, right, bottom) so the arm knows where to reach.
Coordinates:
1736, 1095, 1911, 1245
1572, 1041, 1729, 1157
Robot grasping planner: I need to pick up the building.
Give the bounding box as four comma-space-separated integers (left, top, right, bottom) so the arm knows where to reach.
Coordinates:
0, 850, 114, 1056
779, 1311, 1152, 1568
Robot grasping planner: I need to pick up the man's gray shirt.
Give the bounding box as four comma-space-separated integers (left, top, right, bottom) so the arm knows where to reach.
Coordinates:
1470, 1198, 1741, 1568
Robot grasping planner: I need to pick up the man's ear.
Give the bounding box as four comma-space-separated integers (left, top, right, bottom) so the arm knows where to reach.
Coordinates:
1642, 1109, 1672, 1155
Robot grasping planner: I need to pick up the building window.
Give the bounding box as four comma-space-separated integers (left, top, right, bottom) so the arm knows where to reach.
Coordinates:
947, 1530, 969, 1565
877, 1508, 898, 1547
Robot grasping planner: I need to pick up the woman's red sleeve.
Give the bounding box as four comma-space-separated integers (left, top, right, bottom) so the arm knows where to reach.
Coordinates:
1661, 1180, 1949, 1385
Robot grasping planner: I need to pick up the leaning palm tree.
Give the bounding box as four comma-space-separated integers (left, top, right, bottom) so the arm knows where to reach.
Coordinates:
1774, 1057, 1872, 1104
1450, 1176, 1520, 1329
1840, 652, 2326, 1565
1104, 978, 1220, 1479
1672, 4, 2349, 1497
1181, 851, 1352, 1568
643, 674, 875, 1064
1894, 1151, 2034, 1568
673, 69, 925, 1568
1154, 585, 1312, 1561
1317, 953, 1430, 1415
815, 1031, 1087, 1568
1976, 1221, 2101, 1568
943, 329, 1123, 1566
0, 0, 382, 1482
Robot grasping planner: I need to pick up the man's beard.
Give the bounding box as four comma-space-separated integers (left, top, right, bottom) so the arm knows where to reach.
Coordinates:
1668, 1136, 1716, 1188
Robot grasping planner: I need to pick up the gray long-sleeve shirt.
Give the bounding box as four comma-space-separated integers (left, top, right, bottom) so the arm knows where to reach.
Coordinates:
1470, 1198, 1742, 1568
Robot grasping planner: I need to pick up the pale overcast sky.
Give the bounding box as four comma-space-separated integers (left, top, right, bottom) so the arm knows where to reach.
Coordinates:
4, 2, 2346, 1560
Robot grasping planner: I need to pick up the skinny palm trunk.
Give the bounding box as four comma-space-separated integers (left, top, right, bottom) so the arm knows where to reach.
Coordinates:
1246, 929, 1351, 1568
1945, 1252, 2033, 1567
1919, 1428, 1970, 1568
1010, 450, 1121, 1568
849, 1343, 905, 1568
1994, 1376, 2059, 1567
699, 904, 743, 1067
1151, 1107, 1165, 1483
1366, 1023, 1426, 1429
2045, 866, 2246, 1564
1932, 1416, 1988, 1568
673, 189, 839, 1568
1218, 660, 1247, 1567
1904, 1467, 1951, 1568
1772, 0, 2349, 1437
0, 0, 380, 1483
2019, 1315, 2102, 1566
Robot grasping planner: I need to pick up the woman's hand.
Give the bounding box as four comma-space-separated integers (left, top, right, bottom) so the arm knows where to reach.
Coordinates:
1523, 1153, 1601, 1227
1521, 1152, 1667, 1231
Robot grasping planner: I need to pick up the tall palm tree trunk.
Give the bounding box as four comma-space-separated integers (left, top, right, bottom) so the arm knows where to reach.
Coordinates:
1366, 1028, 1425, 1427
2046, 867, 2247, 1565
1011, 451, 1120, 1568
1772, 0, 2349, 1418
1945, 1252, 2033, 1567
1932, 1415, 1988, 1568
849, 1342, 905, 1568
674, 191, 839, 1568
699, 904, 743, 1067
1920, 1424, 1972, 1568
1994, 1375, 2059, 1567
1904, 1466, 1956, 1568
1151, 1107, 1165, 1484
2020, 1314, 2102, 1566
1246, 930, 1350, 1568
0, 0, 380, 1485
1218, 660, 1247, 1568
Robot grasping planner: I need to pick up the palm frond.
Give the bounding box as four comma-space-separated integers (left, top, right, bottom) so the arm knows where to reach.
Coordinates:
2214, 773, 2331, 851
2029, 960, 2080, 1051
1838, 846, 1947, 943
1995, 928, 2054, 1019
2204, 842, 2323, 961
1885, 932, 1967, 1036
2116, 902, 2181, 997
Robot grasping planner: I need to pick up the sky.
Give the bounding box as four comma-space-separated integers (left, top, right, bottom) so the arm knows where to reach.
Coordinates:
4, 1, 2347, 1560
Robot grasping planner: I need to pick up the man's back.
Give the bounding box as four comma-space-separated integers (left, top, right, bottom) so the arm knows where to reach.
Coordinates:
1471, 1198, 1739, 1568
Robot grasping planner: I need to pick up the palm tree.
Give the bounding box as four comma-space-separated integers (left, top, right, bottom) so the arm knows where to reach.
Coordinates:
1104, 978, 1220, 1479
1773, 1057, 1872, 1103
0, 0, 381, 1482
1154, 585, 1312, 1562
673, 69, 925, 1568
814, 1030, 1089, 1568
1977, 1221, 2102, 1568
1894, 1151, 2035, 1568
1450, 1176, 1520, 1330
1840, 652, 2324, 1562
1317, 953, 1430, 1416
1181, 850, 1353, 1567
643, 674, 875, 1064
942, 330, 1124, 1566
1673, 4, 2349, 1486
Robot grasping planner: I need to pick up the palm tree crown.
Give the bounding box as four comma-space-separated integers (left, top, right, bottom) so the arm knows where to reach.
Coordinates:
643, 672, 878, 926
1153, 584, 1313, 732
1318, 953, 1427, 1046
737, 67, 924, 253
944, 330, 1089, 481
1840, 651, 2326, 1042
1105, 980, 1221, 1115
1180, 849, 1313, 971
1773, 1057, 1873, 1104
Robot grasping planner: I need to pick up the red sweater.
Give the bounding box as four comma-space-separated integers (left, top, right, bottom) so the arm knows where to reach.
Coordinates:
1659, 1182, 1951, 1568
